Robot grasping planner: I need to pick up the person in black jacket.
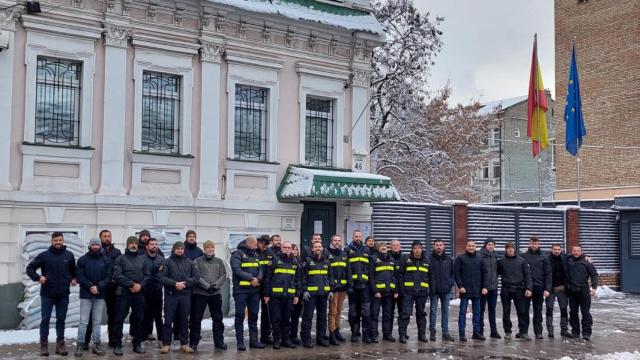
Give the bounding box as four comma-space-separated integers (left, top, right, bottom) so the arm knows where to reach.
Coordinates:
567, 245, 598, 341
389, 239, 405, 340
256, 235, 274, 345
112, 236, 150, 356
480, 239, 501, 339
368, 241, 399, 343
230, 236, 264, 351
546, 243, 571, 338
454, 240, 486, 341
346, 229, 372, 343
26, 232, 77, 357
263, 241, 300, 349
521, 236, 552, 339
97, 229, 121, 348
184, 230, 204, 261
498, 242, 533, 340
75, 237, 111, 356
327, 234, 348, 345
428, 239, 455, 342
159, 241, 199, 354
397, 240, 430, 343
300, 241, 334, 348
142, 238, 165, 343
289, 244, 304, 345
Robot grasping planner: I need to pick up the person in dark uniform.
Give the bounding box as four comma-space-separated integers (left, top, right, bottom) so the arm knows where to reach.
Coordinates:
159, 241, 199, 354
389, 239, 405, 340
454, 240, 486, 342
498, 242, 533, 340
184, 230, 204, 260
368, 241, 399, 343
546, 243, 571, 338
300, 241, 333, 348
567, 245, 598, 341
397, 240, 430, 343
256, 235, 274, 345
365, 236, 377, 257
142, 238, 164, 342
327, 234, 348, 345
190, 240, 228, 351
26, 232, 77, 357
263, 241, 300, 349
270, 234, 283, 256
346, 229, 372, 343
521, 236, 552, 339
480, 239, 501, 339
428, 239, 455, 342
230, 236, 265, 351
112, 236, 150, 356
89, 229, 120, 349
289, 244, 303, 345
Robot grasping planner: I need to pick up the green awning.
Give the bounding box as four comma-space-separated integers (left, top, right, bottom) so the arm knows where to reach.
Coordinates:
277, 166, 400, 202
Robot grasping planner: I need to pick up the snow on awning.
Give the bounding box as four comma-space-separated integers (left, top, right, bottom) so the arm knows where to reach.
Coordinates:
207, 0, 384, 35
277, 166, 401, 202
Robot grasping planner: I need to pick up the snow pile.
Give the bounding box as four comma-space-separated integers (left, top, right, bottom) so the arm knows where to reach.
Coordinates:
588, 352, 640, 360
18, 233, 86, 330
597, 286, 624, 299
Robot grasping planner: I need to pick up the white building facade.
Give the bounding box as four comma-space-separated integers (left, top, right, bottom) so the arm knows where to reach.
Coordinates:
0, 0, 397, 327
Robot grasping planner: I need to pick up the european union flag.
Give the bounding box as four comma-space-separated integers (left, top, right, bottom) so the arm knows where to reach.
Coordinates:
564, 44, 586, 156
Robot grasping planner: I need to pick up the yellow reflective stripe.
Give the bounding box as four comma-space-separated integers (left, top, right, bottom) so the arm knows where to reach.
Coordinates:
331, 262, 347, 267
258, 260, 269, 265
272, 287, 284, 293
418, 267, 429, 273
404, 282, 414, 287
309, 269, 328, 275
421, 282, 429, 288
351, 274, 369, 280
274, 268, 296, 274
288, 288, 296, 294
324, 286, 331, 291
376, 283, 386, 289
239, 281, 251, 286
406, 266, 417, 271
391, 283, 396, 288
340, 279, 347, 284
241, 262, 259, 267
349, 257, 369, 263
375, 266, 394, 272
308, 286, 318, 291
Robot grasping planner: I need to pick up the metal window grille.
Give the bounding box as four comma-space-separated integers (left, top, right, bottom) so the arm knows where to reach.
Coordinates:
141, 71, 181, 154
35, 57, 82, 146
305, 97, 334, 167
234, 85, 268, 161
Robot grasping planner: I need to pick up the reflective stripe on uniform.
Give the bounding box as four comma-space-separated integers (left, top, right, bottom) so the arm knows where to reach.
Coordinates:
349, 257, 369, 263
308, 269, 328, 275
376, 283, 397, 289
404, 282, 414, 287
239, 280, 251, 286
418, 267, 429, 273
340, 279, 347, 284
241, 262, 259, 267
351, 274, 369, 280
272, 287, 284, 293
288, 288, 296, 294
258, 260, 269, 265
406, 266, 417, 271
274, 268, 296, 274
403, 281, 428, 288
308, 286, 318, 291
331, 262, 347, 267
324, 286, 330, 291
421, 282, 429, 288
375, 266, 394, 272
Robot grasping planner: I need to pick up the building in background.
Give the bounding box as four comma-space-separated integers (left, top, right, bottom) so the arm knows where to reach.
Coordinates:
473, 92, 555, 203
554, 0, 640, 200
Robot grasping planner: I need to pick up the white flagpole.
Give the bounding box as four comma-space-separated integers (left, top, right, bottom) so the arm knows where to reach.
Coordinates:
535, 34, 543, 206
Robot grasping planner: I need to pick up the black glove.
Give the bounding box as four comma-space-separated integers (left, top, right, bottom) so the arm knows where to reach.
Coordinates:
208, 285, 217, 294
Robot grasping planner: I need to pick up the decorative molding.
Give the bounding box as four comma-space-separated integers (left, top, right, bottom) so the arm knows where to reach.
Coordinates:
147, 3, 157, 22
237, 19, 247, 39
296, 62, 351, 81
285, 28, 294, 48
307, 34, 317, 52
104, 23, 131, 48
106, 0, 116, 13
0, 8, 20, 31
225, 50, 284, 71
351, 68, 371, 88
74, 0, 83, 8
215, 13, 224, 32
200, 39, 224, 63
329, 37, 337, 56
44, 207, 66, 224
352, 41, 363, 60
262, 24, 271, 43
174, 8, 184, 27
122, 0, 131, 16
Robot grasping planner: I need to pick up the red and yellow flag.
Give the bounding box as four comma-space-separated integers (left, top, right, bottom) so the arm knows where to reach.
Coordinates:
527, 35, 549, 158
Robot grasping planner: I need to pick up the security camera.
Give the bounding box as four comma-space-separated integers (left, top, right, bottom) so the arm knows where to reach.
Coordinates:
0, 31, 9, 51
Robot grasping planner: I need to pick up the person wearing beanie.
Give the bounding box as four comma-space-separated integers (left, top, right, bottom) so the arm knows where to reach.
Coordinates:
345, 229, 371, 343
397, 239, 430, 343
138, 230, 151, 249
480, 238, 500, 339
112, 234, 149, 355
89, 229, 120, 349
142, 237, 165, 343
159, 241, 199, 354
75, 237, 111, 356
521, 236, 552, 340
190, 240, 227, 351
498, 241, 533, 340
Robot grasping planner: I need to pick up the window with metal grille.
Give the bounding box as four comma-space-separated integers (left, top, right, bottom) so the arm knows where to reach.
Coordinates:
141, 71, 181, 154
35, 57, 82, 146
305, 97, 334, 167
631, 222, 640, 258
234, 85, 268, 161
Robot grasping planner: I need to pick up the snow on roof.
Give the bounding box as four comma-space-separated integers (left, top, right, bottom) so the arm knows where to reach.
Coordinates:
479, 95, 528, 116
207, 0, 384, 34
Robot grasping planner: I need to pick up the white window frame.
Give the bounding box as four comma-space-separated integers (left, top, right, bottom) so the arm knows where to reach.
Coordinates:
490, 127, 501, 147
24, 32, 96, 148
133, 48, 193, 155
492, 161, 501, 179
481, 163, 489, 180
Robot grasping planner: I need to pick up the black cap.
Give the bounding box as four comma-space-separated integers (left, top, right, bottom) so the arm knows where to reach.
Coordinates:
139, 229, 150, 237
258, 235, 271, 244
484, 238, 495, 247
412, 240, 423, 248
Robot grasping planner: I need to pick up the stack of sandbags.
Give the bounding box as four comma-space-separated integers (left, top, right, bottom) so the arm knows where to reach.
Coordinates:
18, 233, 86, 330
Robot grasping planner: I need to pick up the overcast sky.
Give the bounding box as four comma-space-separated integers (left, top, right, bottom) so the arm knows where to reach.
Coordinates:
415, 0, 555, 105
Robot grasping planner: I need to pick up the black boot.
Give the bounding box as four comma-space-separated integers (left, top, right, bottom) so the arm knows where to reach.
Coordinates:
282, 338, 297, 349
272, 339, 281, 350
335, 329, 346, 342
351, 323, 361, 342
55, 340, 68, 356
490, 331, 502, 339
418, 334, 429, 342
399, 331, 407, 344
317, 337, 330, 347
302, 339, 313, 348
383, 334, 396, 342
249, 332, 265, 349
237, 338, 246, 351
92, 343, 105, 356
430, 331, 436, 341
132, 343, 145, 354
329, 331, 340, 345
74, 343, 83, 357
443, 333, 454, 342
472, 333, 486, 341
112, 346, 123, 356
214, 335, 228, 350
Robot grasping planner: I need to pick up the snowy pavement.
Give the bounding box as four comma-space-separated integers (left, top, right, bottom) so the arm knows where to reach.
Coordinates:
0, 287, 638, 359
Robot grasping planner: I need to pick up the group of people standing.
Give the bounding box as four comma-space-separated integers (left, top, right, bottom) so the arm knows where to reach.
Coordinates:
25, 228, 598, 357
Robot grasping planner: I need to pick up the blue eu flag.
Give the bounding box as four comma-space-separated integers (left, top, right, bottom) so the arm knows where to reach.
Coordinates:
564, 44, 586, 156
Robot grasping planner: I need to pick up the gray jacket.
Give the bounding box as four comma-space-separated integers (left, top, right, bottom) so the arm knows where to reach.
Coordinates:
480, 248, 498, 291
193, 254, 227, 296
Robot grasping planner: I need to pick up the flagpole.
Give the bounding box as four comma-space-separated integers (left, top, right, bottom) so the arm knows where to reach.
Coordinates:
535, 33, 543, 206
573, 37, 581, 208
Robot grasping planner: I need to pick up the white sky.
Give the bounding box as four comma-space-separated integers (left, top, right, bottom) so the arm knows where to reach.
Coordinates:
415, 0, 555, 105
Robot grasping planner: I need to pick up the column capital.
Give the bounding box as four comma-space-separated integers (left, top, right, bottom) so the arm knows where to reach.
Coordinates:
103, 23, 131, 48
351, 68, 372, 88
200, 40, 224, 63
0, 8, 20, 31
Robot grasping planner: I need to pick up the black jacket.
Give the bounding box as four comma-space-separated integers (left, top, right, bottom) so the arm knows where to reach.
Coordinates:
76, 250, 111, 299
345, 242, 370, 290
143, 251, 165, 293
101, 243, 121, 265
184, 241, 204, 261
112, 248, 150, 295
549, 253, 570, 288
301, 253, 333, 296
429, 251, 455, 294
454, 251, 485, 298
327, 246, 348, 292
369, 252, 398, 295
567, 255, 598, 290
264, 252, 300, 298
480, 248, 498, 291
398, 252, 430, 296
27, 246, 77, 298
521, 248, 553, 292
159, 253, 199, 295
498, 254, 533, 291
230, 240, 263, 294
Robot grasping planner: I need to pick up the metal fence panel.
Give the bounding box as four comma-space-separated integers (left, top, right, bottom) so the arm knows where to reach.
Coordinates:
372, 203, 428, 252
467, 207, 517, 253
580, 210, 620, 274
518, 209, 566, 253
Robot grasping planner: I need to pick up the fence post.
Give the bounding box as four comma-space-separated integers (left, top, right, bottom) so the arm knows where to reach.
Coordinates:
443, 200, 469, 256
565, 206, 580, 250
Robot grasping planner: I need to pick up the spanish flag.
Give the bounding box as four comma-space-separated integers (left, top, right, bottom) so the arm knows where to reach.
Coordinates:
527, 35, 549, 158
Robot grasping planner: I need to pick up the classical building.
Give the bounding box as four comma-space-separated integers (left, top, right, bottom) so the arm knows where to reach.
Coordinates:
554, 0, 640, 200
0, 0, 397, 327
473, 93, 555, 203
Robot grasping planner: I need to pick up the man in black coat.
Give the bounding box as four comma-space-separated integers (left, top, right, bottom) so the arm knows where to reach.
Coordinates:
480, 239, 500, 339
454, 240, 486, 341
27, 232, 77, 357
428, 239, 455, 342
142, 238, 165, 342
521, 236, 552, 339
498, 242, 533, 340
567, 245, 598, 341
546, 243, 571, 338
97, 229, 121, 348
